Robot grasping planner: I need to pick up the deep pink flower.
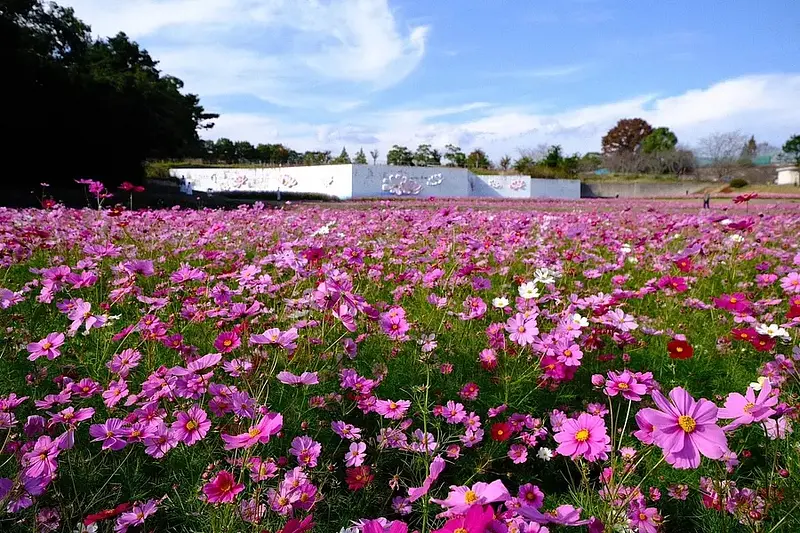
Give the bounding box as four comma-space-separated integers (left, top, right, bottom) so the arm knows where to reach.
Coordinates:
214, 331, 241, 353
432, 504, 495, 533
375, 399, 411, 420
638, 387, 729, 469
203, 471, 244, 504
89, 418, 128, 451
553, 413, 610, 461
431, 480, 510, 514
604, 370, 647, 401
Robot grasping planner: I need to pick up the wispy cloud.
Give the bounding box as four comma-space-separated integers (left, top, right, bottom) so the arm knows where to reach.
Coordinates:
209, 74, 800, 159
486, 64, 588, 79
62, 0, 429, 110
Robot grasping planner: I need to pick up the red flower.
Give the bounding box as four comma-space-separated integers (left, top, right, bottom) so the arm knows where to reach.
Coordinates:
751, 335, 775, 352
667, 339, 693, 360
787, 306, 800, 320
119, 181, 135, 191
345, 466, 373, 491
731, 328, 757, 342
84, 502, 133, 526
674, 258, 693, 273
490, 422, 512, 442
278, 514, 314, 533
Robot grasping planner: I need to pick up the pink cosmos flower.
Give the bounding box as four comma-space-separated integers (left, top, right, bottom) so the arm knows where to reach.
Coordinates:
518, 483, 544, 508
27, 333, 65, 361
718, 381, 777, 431
407, 455, 446, 502
22, 436, 60, 479
505, 313, 538, 346
508, 444, 529, 464
171, 405, 211, 446
213, 331, 241, 353
431, 479, 510, 514
628, 503, 662, 533
115, 499, 158, 533
638, 387, 728, 469
375, 399, 411, 420
442, 401, 466, 424
363, 519, 408, 533
553, 413, 610, 461
89, 418, 128, 451
143, 422, 178, 458
345, 441, 367, 467
106, 349, 142, 378
289, 436, 322, 468
222, 412, 283, 450
780, 272, 800, 294
604, 370, 647, 401
277, 371, 319, 386
203, 471, 244, 504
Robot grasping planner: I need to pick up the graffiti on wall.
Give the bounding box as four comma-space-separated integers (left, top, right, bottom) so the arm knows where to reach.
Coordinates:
380, 171, 447, 196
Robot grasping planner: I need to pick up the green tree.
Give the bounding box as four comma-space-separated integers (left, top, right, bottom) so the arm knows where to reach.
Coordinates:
386, 145, 414, 165
3, 0, 217, 185
444, 144, 467, 167
783, 134, 800, 166
513, 156, 534, 173
332, 147, 351, 164
641, 127, 678, 154
303, 151, 332, 165
466, 149, 491, 169
602, 118, 653, 154
741, 135, 757, 159
499, 155, 511, 171
412, 144, 441, 166
369, 149, 379, 165
234, 141, 257, 162
542, 145, 564, 168
353, 147, 368, 164
214, 139, 237, 163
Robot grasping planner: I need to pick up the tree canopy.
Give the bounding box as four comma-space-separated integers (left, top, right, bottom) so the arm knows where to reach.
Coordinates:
3, 0, 217, 185
601, 118, 654, 154
641, 127, 678, 154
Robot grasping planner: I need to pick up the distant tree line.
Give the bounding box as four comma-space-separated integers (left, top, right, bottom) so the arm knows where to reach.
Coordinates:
4, 0, 217, 186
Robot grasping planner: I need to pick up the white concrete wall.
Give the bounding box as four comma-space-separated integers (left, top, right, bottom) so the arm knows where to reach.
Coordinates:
776, 167, 799, 185
473, 174, 531, 198
170, 166, 354, 199
351, 165, 472, 198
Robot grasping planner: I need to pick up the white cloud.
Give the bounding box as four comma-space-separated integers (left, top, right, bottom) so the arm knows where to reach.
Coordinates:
207, 74, 800, 160
61, 0, 428, 107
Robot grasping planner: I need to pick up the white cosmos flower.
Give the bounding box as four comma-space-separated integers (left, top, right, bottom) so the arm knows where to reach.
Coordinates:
620, 244, 632, 254
756, 323, 789, 340
749, 376, 769, 392
492, 296, 510, 308
518, 282, 540, 300
728, 234, 744, 244
627, 256, 639, 264
571, 313, 589, 327
537, 447, 553, 461
533, 268, 556, 285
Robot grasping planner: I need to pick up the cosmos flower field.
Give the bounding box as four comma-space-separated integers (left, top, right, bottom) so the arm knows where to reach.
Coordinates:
1, 195, 799, 533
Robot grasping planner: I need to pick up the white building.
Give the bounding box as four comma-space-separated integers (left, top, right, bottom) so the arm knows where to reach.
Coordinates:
776, 166, 799, 186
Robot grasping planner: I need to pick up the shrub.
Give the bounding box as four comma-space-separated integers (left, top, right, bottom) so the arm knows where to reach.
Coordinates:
730, 178, 748, 188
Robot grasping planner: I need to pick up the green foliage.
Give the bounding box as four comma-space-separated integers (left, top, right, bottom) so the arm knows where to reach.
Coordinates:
466, 149, 492, 169
369, 149, 380, 165
499, 155, 512, 170
412, 144, 441, 166
386, 145, 414, 166
443, 144, 467, 167
332, 147, 351, 164
730, 178, 748, 188
353, 148, 368, 164
3, 0, 217, 185
782, 134, 800, 166
641, 127, 679, 154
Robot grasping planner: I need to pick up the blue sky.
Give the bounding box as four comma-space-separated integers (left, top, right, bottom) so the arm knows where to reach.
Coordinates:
63, 0, 800, 160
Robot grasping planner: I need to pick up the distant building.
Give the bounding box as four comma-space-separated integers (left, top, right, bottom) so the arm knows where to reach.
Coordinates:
776, 166, 799, 185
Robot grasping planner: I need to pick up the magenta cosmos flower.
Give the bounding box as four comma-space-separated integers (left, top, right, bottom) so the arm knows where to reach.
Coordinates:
718, 380, 777, 431
605, 370, 647, 401
638, 387, 728, 469
277, 371, 319, 386
27, 333, 65, 361
171, 405, 211, 446
505, 313, 538, 347
553, 413, 610, 461
203, 470, 244, 504
221, 412, 283, 450
213, 332, 241, 353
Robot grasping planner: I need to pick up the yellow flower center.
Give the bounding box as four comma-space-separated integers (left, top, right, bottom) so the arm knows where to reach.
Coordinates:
186, 420, 197, 430
564, 349, 572, 356
575, 429, 590, 442
496, 429, 504, 436
42, 342, 52, 350
517, 326, 525, 333
455, 529, 468, 533
249, 428, 261, 438
676, 347, 683, 353
639, 513, 647, 521
678, 415, 696, 433
730, 297, 737, 303
743, 402, 755, 413
617, 383, 628, 390
464, 490, 478, 504
223, 340, 232, 347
